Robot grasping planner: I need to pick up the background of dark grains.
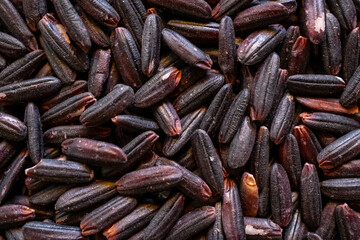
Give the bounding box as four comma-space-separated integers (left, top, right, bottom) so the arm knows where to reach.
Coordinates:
0, 0, 360, 239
